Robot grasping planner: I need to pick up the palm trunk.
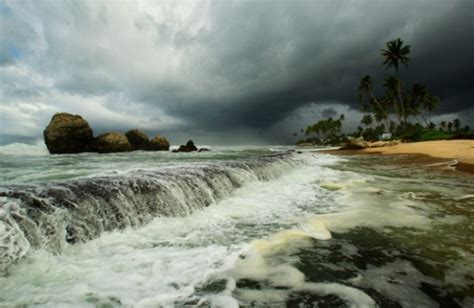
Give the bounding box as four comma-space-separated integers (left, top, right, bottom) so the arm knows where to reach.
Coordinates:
419, 112, 429, 128
370, 95, 389, 119
396, 72, 406, 126
369, 95, 390, 131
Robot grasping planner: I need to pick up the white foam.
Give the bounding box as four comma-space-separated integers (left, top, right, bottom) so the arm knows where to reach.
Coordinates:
0, 154, 344, 306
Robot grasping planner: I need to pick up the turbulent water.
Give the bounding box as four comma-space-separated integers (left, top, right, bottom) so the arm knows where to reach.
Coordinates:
0, 143, 473, 307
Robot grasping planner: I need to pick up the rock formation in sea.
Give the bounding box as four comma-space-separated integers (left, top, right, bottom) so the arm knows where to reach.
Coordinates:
43, 113, 95, 154
43, 112, 170, 154
173, 140, 199, 152
125, 129, 150, 150
149, 135, 170, 151
95, 132, 133, 153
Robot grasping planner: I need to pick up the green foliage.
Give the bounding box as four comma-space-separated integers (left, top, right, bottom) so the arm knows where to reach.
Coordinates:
354, 37, 453, 141
381, 38, 410, 73
297, 114, 346, 145
401, 124, 473, 142
403, 127, 453, 142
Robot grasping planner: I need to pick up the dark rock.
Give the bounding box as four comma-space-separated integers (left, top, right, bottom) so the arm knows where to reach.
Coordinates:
125, 129, 149, 150
95, 132, 133, 153
198, 148, 210, 152
182, 140, 198, 152
149, 135, 170, 151
340, 139, 369, 150
173, 140, 198, 153
43, 113, 95, 154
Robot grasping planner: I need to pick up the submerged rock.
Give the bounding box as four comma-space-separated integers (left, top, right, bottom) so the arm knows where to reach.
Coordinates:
149, 135, 170, 151
125, 129, 150, 150
173, 140, 198, 153
95, 132, 133, 153
43, 113, 95, 154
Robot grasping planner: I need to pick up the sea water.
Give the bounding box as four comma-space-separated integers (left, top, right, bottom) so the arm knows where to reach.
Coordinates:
0, 143, 472, 307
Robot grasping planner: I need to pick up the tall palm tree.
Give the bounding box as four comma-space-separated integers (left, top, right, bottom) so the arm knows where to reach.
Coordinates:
381, 38, 410, 124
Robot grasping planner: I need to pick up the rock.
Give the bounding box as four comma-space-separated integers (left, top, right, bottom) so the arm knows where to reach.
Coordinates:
369, 141, 390, 148
341, 139, 369, 150
198, 148, 210, 152
43, 112, 172, 154
125, 129, 149, 150
149, 135, 170, 151
173, 140, 198, 153
95, 132, 133, 153
369, 140, 401, 148
43, 113, 95, 154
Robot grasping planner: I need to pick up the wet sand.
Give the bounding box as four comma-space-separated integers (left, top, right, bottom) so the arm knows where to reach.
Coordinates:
322, 140, 474, 174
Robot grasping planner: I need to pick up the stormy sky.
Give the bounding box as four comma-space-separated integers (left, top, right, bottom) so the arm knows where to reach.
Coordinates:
1, 0, 473, 145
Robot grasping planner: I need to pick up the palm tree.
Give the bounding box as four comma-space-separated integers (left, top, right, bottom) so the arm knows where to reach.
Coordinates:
440, 121, 447, 132
453, 119, 461, 132
408, 84, 430, 127
359, 76, 389, 120
447, 122, 453, 133
361, 114, 373, 127
381, 38, 410, 123
383, 76, 401, 123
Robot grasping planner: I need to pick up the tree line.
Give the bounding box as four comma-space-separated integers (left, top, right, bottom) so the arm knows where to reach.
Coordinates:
296, 38, 472, 145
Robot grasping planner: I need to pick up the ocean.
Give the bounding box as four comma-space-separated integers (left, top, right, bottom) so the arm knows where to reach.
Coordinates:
0, 143, 473, 307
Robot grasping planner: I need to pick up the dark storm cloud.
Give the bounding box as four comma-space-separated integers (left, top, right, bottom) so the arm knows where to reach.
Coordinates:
0, 0, 473, 145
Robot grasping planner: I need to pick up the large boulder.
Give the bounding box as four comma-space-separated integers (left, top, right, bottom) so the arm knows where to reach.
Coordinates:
149, 135, 170, 151
125, 129, 149, 150
43, 113, 95, 154
173, 140, 198, 153
95, 132, 133, 153
340, 139, 369, 150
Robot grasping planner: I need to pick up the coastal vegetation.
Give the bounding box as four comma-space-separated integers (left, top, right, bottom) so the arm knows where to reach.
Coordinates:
297, 38, 473, 145
298, 114, 346, 145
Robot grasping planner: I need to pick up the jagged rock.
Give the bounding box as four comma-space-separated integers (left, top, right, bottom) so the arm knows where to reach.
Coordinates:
173, 140, 198, 153
149, 135, 170, 151
125, 129, 149, 150
43, 113, 95, 154
95, 132, 133, 153
341, 139, 369, 150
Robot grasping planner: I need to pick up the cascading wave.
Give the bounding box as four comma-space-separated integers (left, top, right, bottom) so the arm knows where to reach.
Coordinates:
0, 151, 309, 273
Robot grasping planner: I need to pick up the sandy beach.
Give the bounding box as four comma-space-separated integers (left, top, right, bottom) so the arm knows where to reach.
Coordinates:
324, 139, 474, 174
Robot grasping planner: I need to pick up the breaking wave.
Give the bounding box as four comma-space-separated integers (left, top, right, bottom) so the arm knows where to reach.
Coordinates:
0, 151, 320, 272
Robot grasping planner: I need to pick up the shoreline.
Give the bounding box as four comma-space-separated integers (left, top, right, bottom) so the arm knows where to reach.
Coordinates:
321, 139, 474, 175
